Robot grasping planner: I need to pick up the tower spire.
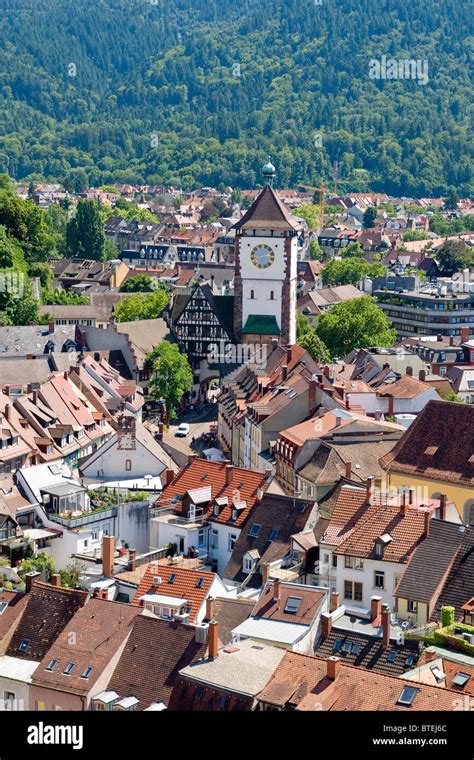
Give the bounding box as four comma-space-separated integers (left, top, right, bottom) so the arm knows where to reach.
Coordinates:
261, 157, 276, 187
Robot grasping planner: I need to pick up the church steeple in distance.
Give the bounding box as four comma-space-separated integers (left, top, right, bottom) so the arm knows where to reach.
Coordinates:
262, 157, 276, 187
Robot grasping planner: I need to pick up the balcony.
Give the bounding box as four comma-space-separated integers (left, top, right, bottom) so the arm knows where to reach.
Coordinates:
49, 506, 117, 529
150, 505, 207, 529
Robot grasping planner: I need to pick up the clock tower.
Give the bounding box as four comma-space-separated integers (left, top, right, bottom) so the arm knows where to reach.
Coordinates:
233, 160, 299, 346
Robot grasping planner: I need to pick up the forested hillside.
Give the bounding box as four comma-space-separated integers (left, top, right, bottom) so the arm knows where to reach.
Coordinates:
0, 0, 472, 195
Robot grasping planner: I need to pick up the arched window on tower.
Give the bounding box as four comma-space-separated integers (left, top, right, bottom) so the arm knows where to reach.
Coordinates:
269, 290, 275, 300
250, 290, 255, 300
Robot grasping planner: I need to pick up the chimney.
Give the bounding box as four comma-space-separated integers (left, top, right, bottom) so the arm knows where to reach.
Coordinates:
286, 347, 292, 364
400, 490, 408, 517
164, 469, 175, 487
408, 487, 415, 506
449, 336, 454, 346
257, 486, 264, 502
418, 369, 426, 382
326, 656, 341, 681
4, 404, 10, 421
94, 352, 100, 362
308, 379, 317, 415
208, 621, 218, 659
460, 327, 469, 343
374, 409, 382, 421
206, 596, 216, 621
282, 365, 288, 382
32, 390, 38, 404
371, 595, 382, 623
330, 591, 340, 613
323, 365, 330, 378
345, 461, 352, 479
128, 549, 137, 572
345, 394, 351, 411
424, 511, 431, 538
273, 579, 281, 602
423, 649, 439, 664
439, 493, 447, 521
102, 535, 115, 579
25, 571, 41, 593
261, 563, 270, 586
225, 464, 234, 486
437, 334, 443, 343
382, 605, 391, 648
48, 321, 55, 334
157, 423, 164, 441
51, 573, 61, 588
406, 366, 413, 377
387, 395, 394, 417
335, 416, 342, 428
366, 476, 375, 504
321, 612, 332, 639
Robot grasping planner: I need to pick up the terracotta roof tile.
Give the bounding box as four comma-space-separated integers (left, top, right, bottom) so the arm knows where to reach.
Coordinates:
132, 564, 215, 623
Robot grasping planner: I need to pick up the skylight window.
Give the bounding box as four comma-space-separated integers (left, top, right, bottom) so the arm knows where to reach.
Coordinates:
195, 689, 203, 701
269, 529, 279, 542
249, 524, 261, 538
397, 686, 419, 707
45, 659, 59, 672
19, 639, 30, 652
284, 596, 302, 614
168, 574, 176, 584
341, 641, 352, 654
351, 643, 362, 656
452, 671, 471, 688
196, 578, 204, 589
63, 663, 75, 676
0, 602, 8, 615
333, 639, 343, 654
387, 651, 398, 663
405, 655, 416, 667
81, 666, 94, 680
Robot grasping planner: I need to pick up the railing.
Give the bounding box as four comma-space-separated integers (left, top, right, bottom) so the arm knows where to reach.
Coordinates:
49, 506, 117, 528
150, 505, 206, 525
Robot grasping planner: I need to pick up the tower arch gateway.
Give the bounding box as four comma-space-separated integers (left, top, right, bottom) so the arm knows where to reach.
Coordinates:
233, 161, 300, 347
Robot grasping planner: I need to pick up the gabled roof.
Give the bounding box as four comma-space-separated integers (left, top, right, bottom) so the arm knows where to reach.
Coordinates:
105, 615, 208, 709
380, 400, 474, 487
132, 564, 215, 622
31, 598, 141, 693
395, 519, 466, 604
315, 628, 420, 677
234, 185, 299, 232
251, 581, 326, 625
256, 651, 461, 711
0, 590, 28, 643
7, 582, 88, 662
432, 524, 474, 621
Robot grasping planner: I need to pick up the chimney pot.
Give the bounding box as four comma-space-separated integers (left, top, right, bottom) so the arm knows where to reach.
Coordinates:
406, 366, 413, 377
51, 573, 61, 588
374, 409, 382, 421
128, 549, 137, 572
206, 596, 216, 621
326, 656, 341, 681
371, 595, 382, 623
102, 535, 115, 579
382, 607, 391, 648
439, 493, 447, 521
330, 591, 340, 613
25, 571, 41, 593
225, 464, 234, 486
418, 369, 426, 382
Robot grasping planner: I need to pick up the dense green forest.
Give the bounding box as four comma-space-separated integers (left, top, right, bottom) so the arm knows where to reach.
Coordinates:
0, 0, 472, 195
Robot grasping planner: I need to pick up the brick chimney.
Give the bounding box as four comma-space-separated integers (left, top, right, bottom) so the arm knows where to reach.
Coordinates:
208, 621, 218, 659
460, 327, 470, 343
321, 612, 332, 639
261, 563, 270, 586
345, 394, 351, 411
424, 511, 431, 538
308, 379, 317, 415
225, 464, 234, 486
382, 606, 391, 648
406, 366, 413, 377
323, 365, 330, 378
439, 494, 447, 521
128, 549, 137, 572
102, 535, 115, 579
371, 596, 382, 623
408, 487, 415, 506
286, 347, 292, 364
419, 369, 426, 382
273, 579, 281, 602
330, 591, 340, 613
281, 365, 288, 382
25, 571, 41, 593
51, 573, 61, 588
48, 321, 55, 334
387, 395, 394, 417
164, 469, 175, 487
345, 461, 352, 479
206, 597, 216, 621
4, 404, 10, 421
366, 476, 375, 504
157, 423, 164, 441
326, 656, 341, 681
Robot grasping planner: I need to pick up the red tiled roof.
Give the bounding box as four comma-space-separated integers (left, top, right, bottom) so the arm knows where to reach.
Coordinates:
252, 582, 326, 625
155, 459, 269, 528
132, 564, 215, 623
0, 590, 28, 642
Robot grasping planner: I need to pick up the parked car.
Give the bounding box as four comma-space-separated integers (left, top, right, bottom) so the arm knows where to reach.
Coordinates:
175, 423, 190, 437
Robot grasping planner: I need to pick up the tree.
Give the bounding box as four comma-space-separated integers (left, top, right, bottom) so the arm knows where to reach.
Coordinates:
298, 331, 331, 363
120, 275, 156, 293
441, 391, 465, 403
436, 240, 473, 274
59, 559, 86, 588
295, 203, 320, 230
114, 288, 168, 322
321, 258, 386, 286
444, 189, 459, 211
0, 225, 25, 269
0, 190, 53, 261
147, 340, 193, 419
0, 275, 42, 326
18, 551, 55, 582
44, 289, 89, 305
316, 296, 396, 358
403, 230, 429, 242
66, 199, 105, 261
296, 312, 312, 338
308, 240, 324, 260
340, 241, 365, 258
363, 206, 377, 229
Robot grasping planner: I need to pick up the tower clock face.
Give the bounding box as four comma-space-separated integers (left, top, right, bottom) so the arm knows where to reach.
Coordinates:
251, 244, 275, 269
